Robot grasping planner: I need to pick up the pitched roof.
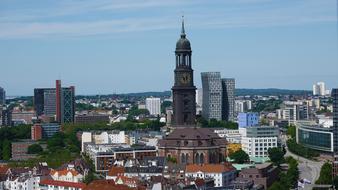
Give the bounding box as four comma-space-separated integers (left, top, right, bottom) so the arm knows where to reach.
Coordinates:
0, 165, 9, 175
50, 169, 81, 177
84, 180, 137, 190
186, 163, 236, 173
40, 179, 86, 189
107, 166, 125, 177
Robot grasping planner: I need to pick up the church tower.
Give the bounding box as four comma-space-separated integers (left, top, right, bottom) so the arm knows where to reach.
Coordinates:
172, 18, 196, 126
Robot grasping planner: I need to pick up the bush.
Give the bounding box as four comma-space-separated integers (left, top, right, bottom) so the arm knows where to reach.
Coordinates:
27, 144, 43, 154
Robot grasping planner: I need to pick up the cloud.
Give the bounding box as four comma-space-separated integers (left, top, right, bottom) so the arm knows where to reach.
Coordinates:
0, 0, 336, 39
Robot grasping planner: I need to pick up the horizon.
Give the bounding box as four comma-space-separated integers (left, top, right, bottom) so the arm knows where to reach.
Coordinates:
1, 0, 338, 96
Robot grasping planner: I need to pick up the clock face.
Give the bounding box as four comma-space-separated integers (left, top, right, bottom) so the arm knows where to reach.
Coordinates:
180, 73, 191, 85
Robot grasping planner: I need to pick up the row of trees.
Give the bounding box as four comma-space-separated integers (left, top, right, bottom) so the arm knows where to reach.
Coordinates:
287, 138, 319, 159
197, 117, 238, 129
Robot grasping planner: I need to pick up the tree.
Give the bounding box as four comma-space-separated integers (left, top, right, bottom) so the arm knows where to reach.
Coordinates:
229, 149, 249, 164
315, 162, 332, 185
2, 139, 11, 161
287, 125, 296, 139
268, 182, 287, 190
268, 147, 285, 166
27, 144, 43, 154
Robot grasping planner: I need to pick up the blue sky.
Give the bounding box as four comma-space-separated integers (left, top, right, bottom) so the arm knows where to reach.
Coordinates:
0, 0, 337, 96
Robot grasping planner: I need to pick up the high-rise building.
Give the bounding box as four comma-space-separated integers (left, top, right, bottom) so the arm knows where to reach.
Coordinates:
1, 107, 12, 127
222, 78, 235, 121
196, 88, 203, 107
313, 82, 326, 96
235, 100, 252, 114
201, 72, 222, 121
332, 89, 338, 176
33, 80, 75, 124
145, 97, 161, 116
0, 87, 5, 105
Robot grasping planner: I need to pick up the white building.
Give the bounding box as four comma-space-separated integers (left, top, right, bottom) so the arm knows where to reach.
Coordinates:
313, 82, 326, 96
146, 97, 161, 116
213, 129, 242, 144
196, 88, 203, 107
5, 172, 40, 190
185, 164, 236, 187
235, 100, 252, 114
81, 131, 126, 152
239, 126, 279, 158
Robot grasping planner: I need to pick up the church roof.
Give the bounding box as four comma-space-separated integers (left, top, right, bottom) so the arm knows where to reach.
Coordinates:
158, 127, 227, 148
176, 17, 191, 51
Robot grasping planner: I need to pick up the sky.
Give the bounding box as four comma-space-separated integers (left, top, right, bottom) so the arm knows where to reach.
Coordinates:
0, 0, 337, 96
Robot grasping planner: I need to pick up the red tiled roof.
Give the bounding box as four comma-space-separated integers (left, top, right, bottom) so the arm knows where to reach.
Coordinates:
50, 169, 80, 176
0, 165, 9, 175
84, 180, 136, 190
107, 166, 125, 176
40, 179, 86, 189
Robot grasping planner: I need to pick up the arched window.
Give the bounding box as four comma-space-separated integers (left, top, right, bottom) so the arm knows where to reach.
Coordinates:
195, 153, 200, 164
181, 153, 186, 164
200, 153, 204, 164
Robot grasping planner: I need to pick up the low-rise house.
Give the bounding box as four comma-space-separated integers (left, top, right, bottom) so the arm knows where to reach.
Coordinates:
236, 163, 278, 190
185, 163, 237, 187
5, 165, 49, 190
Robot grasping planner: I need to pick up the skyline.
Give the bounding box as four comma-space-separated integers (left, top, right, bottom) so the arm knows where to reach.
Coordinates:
1, 0, 338, 96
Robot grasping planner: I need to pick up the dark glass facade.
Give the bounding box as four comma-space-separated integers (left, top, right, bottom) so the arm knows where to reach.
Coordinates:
297, 127, 333, 152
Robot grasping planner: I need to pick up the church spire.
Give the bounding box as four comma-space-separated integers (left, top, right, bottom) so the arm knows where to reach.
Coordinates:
181, 15, 186, 38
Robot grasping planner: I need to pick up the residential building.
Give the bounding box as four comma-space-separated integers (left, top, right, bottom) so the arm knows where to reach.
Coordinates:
201, 72, 222, 121
5, 165, 49, 190
1, 107, 12, 127
32, 124, 43, 140
81, 131, 126, 152
185, 164, 237, 187
238, 112, 259, 128
146, 97, 161, 116
237, 163, 278, 189
11, 140, 37, 160
313, 82, 326, 96
222, 78, 235, 121
235, 100, 252, 114
83, 144, 157, 172
11, 111, 35, 124
0, 87, 5, 105
240, 126, 279, 158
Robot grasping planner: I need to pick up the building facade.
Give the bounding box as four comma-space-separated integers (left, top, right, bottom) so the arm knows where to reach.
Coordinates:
240, 126, 279, 158
296, 121, 333, 152
222, 78, 235, 121
238, 112, 259, 128
145, 97, 161, 116
201, 72, 222, 121
34, 80, 75, 124
332, 89, 338, 176
0, 87, 5, 105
